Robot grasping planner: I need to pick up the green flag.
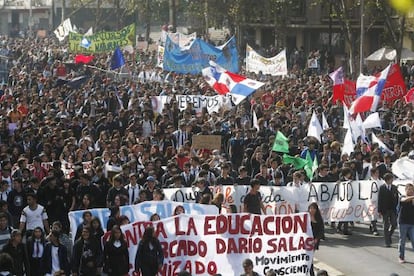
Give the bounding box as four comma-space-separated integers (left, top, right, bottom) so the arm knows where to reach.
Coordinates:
272, 131, 289, 153
282, 154, 307, 169
304, 151, 318, 181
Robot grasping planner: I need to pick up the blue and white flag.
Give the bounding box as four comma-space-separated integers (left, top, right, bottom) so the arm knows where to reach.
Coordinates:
163, 36, 239, 74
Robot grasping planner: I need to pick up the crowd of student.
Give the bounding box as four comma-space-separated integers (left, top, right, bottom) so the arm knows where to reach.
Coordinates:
0, 33, 413, 275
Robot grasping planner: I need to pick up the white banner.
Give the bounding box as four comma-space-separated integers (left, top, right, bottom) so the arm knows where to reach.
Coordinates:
175, 95, 227, 114
68, 200, 218, 242
163, 180, 412, 222
246, 45, 288, 76
121, 213, 314, 275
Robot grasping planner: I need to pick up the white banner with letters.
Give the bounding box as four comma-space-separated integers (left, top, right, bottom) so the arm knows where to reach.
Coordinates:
122, 213, 314, 276
163, 180, 411, 222
246, 45, 288, 76
175, 95, 229, 114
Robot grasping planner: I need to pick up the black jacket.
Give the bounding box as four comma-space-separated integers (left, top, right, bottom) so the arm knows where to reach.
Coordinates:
41, 242, 70, 275
103, 240, 129, 276
378, 184, 399, 214
71, 237, 102, 275
2, 242, 30, 276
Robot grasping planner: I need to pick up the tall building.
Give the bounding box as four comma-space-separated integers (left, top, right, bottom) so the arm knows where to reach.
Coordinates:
0, 0, 53, 35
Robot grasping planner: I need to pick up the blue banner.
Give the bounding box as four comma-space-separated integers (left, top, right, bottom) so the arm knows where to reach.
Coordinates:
163, 36, 239, 74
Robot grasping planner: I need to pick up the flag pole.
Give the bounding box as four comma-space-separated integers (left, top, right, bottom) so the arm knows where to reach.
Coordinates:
359, 0, 365, 75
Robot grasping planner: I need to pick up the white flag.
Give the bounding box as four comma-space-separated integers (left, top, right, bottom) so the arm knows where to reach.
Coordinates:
372, 133, 394, 155
342, 129, 355, 156
321, 112, 330, 130
84, 27, 93, 36
350, 114, 364, 142
343, 104, 351, 129
363, 112, 382, 129
307, 111, 323, 143
253, 110, 260, 131
54, 18, 73, 42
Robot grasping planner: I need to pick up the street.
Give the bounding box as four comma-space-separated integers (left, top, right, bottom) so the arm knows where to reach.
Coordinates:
314, 222, 414, 276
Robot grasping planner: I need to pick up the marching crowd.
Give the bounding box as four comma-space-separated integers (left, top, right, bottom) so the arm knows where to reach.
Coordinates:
0, 33, 413, 275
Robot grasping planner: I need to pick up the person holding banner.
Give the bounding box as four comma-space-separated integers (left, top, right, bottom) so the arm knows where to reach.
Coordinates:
134, 226, 164, 276
397, 183, 414, 263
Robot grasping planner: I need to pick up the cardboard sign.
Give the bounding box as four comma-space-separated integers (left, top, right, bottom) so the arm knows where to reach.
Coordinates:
192, 135, 221, 150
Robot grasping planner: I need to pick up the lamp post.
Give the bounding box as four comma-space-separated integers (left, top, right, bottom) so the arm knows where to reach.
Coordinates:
359, 0, 365, 74
328, 0, 333, 53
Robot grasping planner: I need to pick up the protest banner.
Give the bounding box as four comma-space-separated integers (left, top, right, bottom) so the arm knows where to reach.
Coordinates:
68, 200, 218, 242
175, 94, 226, 114
163, 36, 239, 74
157, 46, 165, 68
246, 45, 288, 76
69, 24, 135, 53
163, 180, 411, 222
121, 213, 314, 275
192, 135, 221, 150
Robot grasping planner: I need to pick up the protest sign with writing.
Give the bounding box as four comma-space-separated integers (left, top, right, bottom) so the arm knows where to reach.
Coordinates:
68, 200, 218, 242
246, 45, 288, 76
122, 213, 314, 275
175, 95, 226, 114
163, 180, 412, 222
69, 24, 135, 53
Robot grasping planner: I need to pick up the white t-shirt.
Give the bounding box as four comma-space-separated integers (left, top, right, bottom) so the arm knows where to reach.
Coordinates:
51, 245, 60, 274
20, 204, 48, 231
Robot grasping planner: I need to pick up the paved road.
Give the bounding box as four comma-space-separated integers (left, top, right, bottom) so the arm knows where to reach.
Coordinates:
314, 222, 414, 276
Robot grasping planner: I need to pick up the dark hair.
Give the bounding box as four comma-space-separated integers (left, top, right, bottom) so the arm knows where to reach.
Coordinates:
384, 173, 394, 182
0, 253, 13, 272
109, 206, 120, 218
250, 178, 260, 188
142, 226, 156, 243
173, 205, 185, 215
150, 213, 160, 221
153, 188, 165, 200
0, 212, 8, 220
308, 202, 323, 224
109, 225, 125, 243
82, 211, 92, 219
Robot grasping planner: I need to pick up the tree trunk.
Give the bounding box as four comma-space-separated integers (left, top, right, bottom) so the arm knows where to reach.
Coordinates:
145, 0, 151, 42
169, 0, 176, 32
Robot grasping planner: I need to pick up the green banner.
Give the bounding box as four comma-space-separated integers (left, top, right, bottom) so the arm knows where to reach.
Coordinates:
69, 24, 135, 53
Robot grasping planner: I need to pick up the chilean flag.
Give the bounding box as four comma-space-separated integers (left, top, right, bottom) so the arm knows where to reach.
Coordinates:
349, 64, 391, 114
329, 66, 345, 103
202, 61, 264, 105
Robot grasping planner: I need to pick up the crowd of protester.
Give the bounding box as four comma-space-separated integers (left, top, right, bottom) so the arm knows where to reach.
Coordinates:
0, 33, 413, 275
